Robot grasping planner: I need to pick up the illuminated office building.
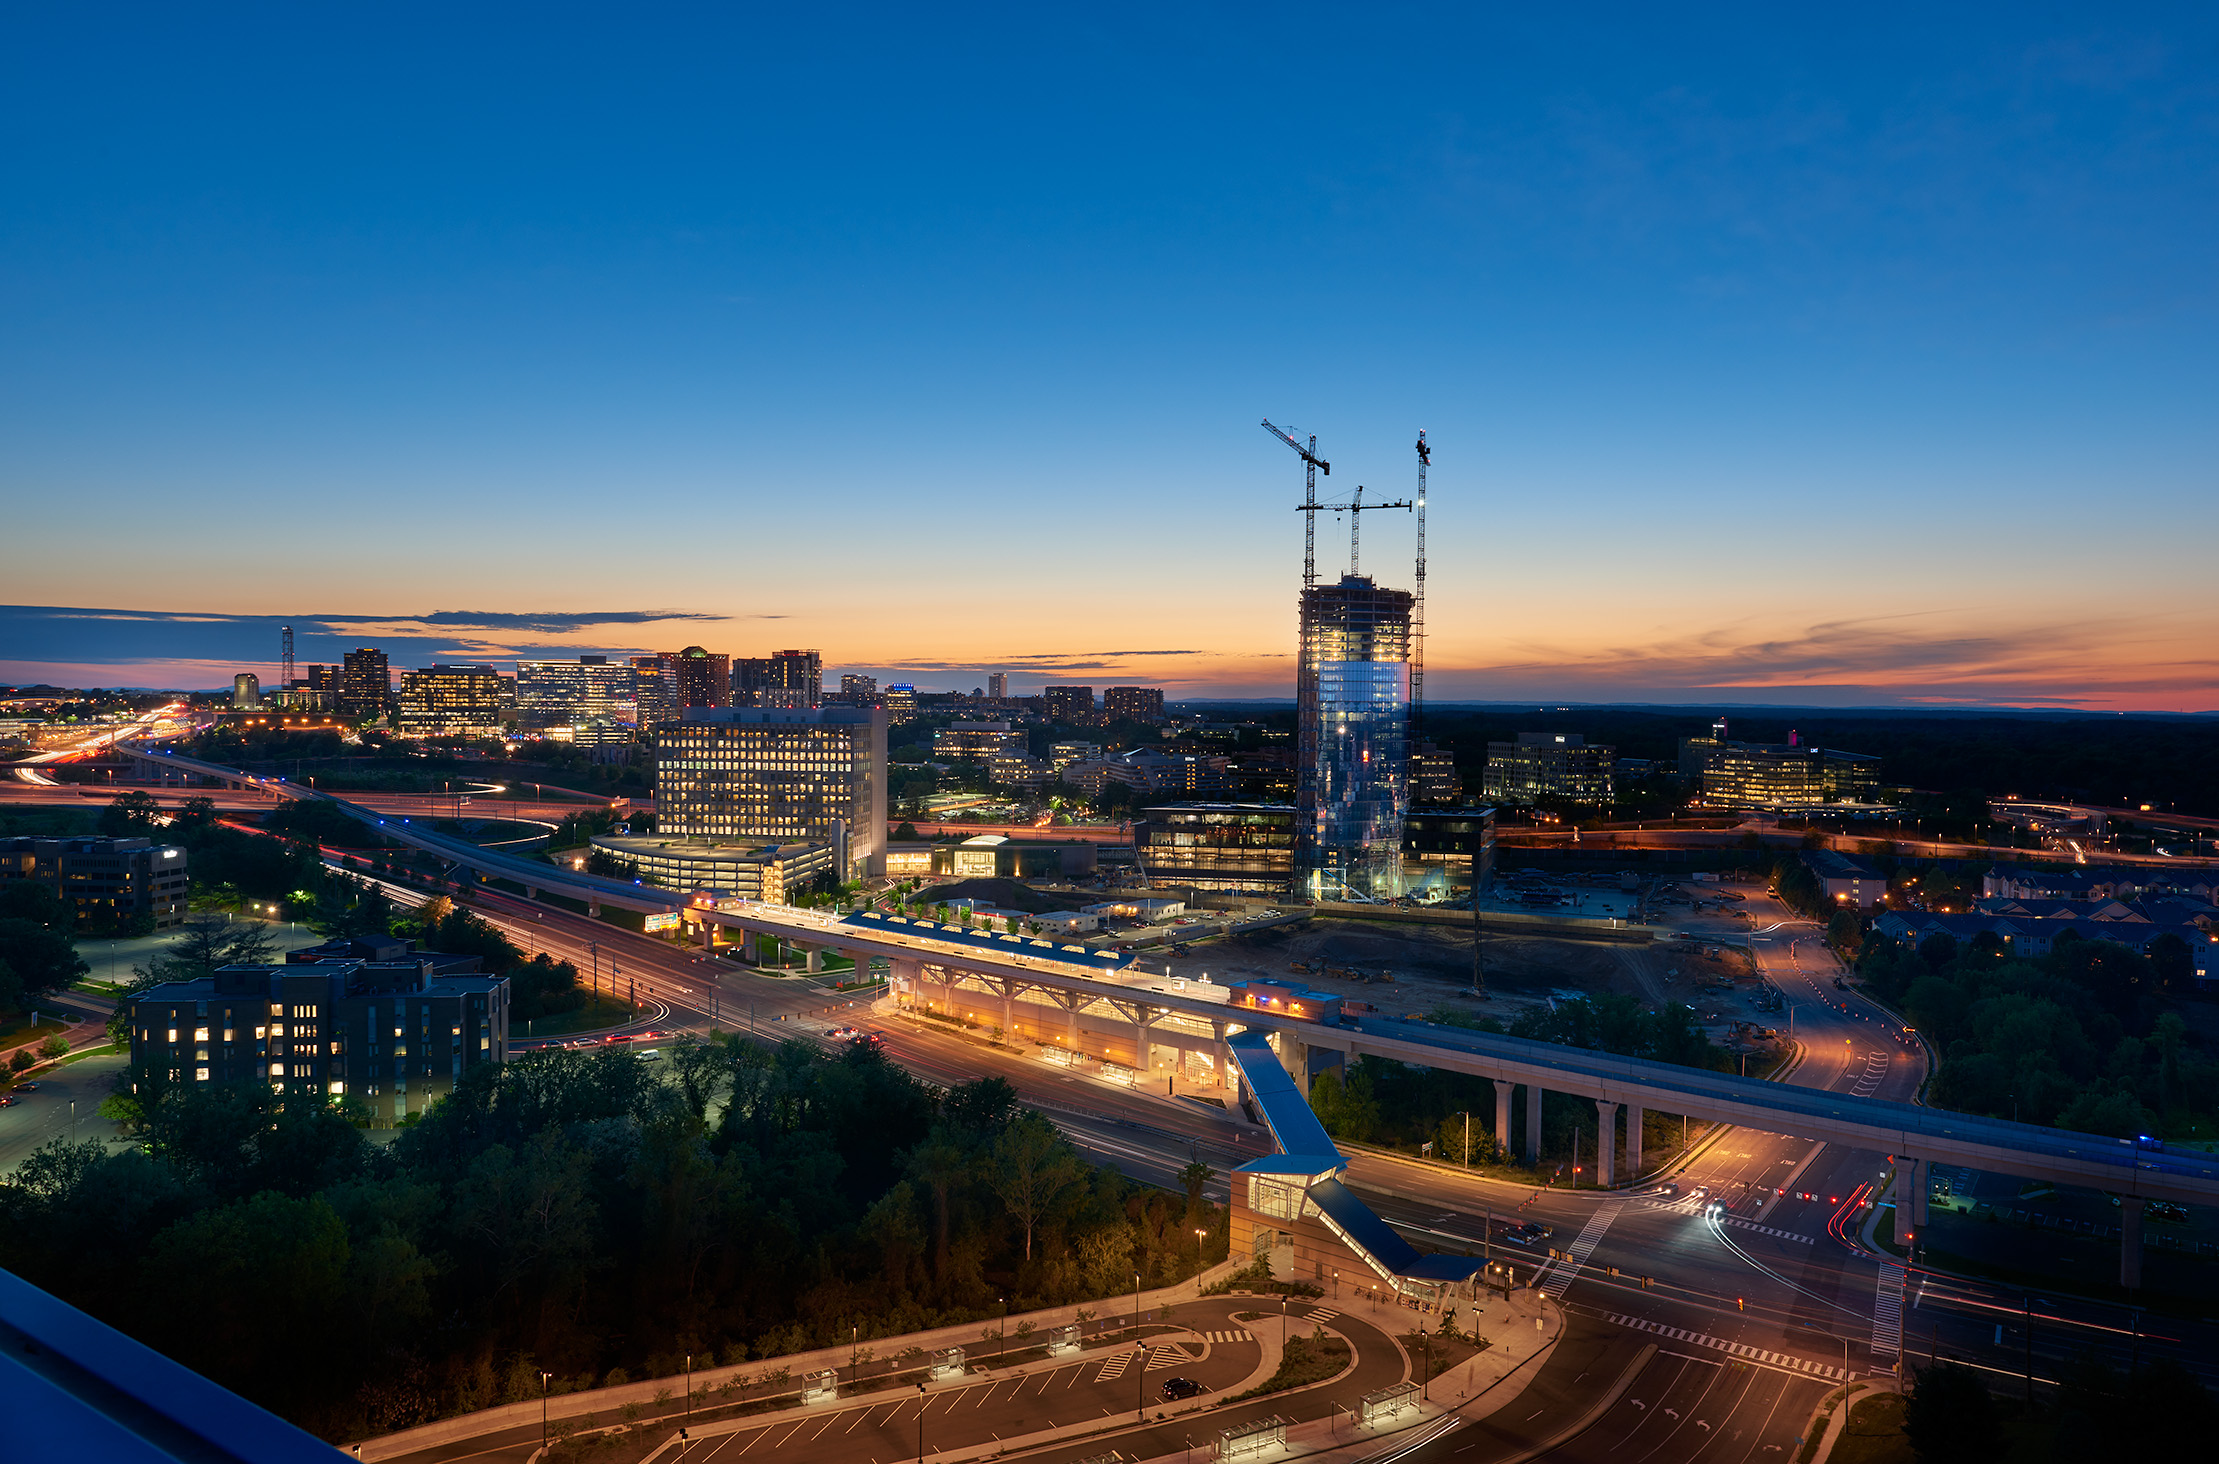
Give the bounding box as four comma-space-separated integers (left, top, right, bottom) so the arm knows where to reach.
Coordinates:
839, 673, 879, 706
885, 684, 917, 718
1043, 685, 1094, 722
340, 647, 391, 717
986, 672, 1007, 702
655, 705, 888, 877
1296, 575, 1412, 901
1482, 732, 1616, 806
395, 665, 507, 739
632, 654, 678, 728
932, 721, 1024, 760
1410, 741, 1462, 805
1135, 803, 1296, 898
516, 656, 639, 732
1104, 686, 1165, 722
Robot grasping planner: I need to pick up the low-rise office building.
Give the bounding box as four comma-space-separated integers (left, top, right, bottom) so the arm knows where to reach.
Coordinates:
587, 834, 835, 901
933, 721, 1025, 760
1678, 721, 1881, 809
1482, 732, 1615, 806
1401, 807, 1497, 891
1806, 849, 1888, 906
1103, 686, 1165, 722
1136, 802, 1297, 897
0, 835, 189, 929
122, 955, 509, 1126
1410, 741, 1462, 805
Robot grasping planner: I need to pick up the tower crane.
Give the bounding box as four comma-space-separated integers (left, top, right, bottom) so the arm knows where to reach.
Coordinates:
1261, 420, 1330, 591
1412, 430, 1428, 730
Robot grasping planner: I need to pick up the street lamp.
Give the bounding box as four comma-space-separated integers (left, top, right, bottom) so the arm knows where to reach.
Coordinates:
916, 1381, 928, 1464
1194, 1227, 1207, 1282
538, 1371, 552, 1452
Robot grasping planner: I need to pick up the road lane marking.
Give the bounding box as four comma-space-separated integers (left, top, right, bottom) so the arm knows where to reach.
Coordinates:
1871, 1262, 1904, 1358
1600, 1313, 1852, 1381
1540, 1203, 1622, 1298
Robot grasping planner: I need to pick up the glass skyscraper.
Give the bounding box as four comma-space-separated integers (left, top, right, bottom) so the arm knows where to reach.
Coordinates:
1297, 575, 1413, 901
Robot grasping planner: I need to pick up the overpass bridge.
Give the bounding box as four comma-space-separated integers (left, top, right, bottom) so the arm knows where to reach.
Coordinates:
131, 744, 2219, 1284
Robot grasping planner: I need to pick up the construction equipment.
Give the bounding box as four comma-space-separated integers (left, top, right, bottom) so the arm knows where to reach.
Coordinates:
1412, 431, 1428, 729
1261, 420, 1330, 591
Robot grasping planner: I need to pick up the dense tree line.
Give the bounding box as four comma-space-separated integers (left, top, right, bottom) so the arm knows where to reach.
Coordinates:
1904, 1356, 2215, 1462
0, 1044, 1225, 1442
1859, 928, 2213, 1137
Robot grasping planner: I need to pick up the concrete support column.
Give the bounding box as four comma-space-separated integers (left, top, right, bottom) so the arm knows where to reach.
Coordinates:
2120, 1195, 2144, 1290
1494, 1080, 1513, 1160
1134, 1011, 1153, 1073
1064, 994, 1080, 1049
805, 946, 822, 974
1212, 1021, 1231, 1090
1626, 1104, 1644, 1177
1893, 1158, 1923, 1248
1595, 1099, 1618, 1187
1001, 982, 1016, 1037
1525, 1084, 1543, 1163
890, 958, 922, 1004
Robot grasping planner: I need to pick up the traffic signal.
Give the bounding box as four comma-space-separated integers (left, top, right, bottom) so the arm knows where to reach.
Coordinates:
1736, 1297, 1746, 1311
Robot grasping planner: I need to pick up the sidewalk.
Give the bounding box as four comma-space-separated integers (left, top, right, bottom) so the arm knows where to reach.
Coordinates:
360, 1259, 1250, 1462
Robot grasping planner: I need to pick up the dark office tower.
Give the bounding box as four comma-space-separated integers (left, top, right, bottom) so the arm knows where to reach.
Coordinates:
339, 648, 392, 716
1104, 686, 1165, 722
673, 646, 731, 709
739, 649, 822, 708
1296, 575, 1413, 901
632, 653, 679, 727
1043, 685, 1094, 723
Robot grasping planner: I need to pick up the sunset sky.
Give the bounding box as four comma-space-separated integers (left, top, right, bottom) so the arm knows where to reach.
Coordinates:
4, 6, 2215, 710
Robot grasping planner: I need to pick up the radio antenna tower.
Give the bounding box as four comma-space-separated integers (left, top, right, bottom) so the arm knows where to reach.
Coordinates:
281, 624, 295, 690
1412, 430, 1429, 730
1261, 420, 1330, 590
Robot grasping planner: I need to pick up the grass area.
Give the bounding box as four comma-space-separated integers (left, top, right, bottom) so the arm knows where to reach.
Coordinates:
1227, 1326, 1350, 1400
518, 997, 640, 1040
0, 1016, 74, 1049
1829, 1390, 1910, 1464
1400, 1328, 1485, 1381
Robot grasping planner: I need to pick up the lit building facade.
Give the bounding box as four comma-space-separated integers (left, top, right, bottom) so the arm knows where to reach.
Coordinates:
1104, 686, 1165, 722
122, 955, 508, 1126
1, 835, 189, 929
1410, 741, 1462, 805
1481, 732, 1616, 806
1680, 726, 1882, 809
340, 647, 391, 717
839, 673, 879, 706
1136, 802, 1297, 898
655, 705, 888, 877
933, 721, 1024, 760
885, 684, 917, 719
632, 653, 678, 728
1296, 575, 1412, 901
986, 672, 1007, 701
1043, 685, 1094, 722
395, 665, 507, 739
673, 646, 731, 709
516, 656, 639, 732
586, 834, 834, 901
737, 649, 821, 708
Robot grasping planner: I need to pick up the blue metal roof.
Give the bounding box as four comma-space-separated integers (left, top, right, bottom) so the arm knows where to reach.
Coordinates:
1226, 1030, 1339, 1163
1309, 1179, 1482, 1286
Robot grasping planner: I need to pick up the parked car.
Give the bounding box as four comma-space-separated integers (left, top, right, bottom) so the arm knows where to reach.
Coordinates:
1160, 1377, 1207, 1401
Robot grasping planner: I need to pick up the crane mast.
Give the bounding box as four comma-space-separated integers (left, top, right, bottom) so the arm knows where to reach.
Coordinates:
1261, 419, 1330, 590
1412, 430, 1428, 730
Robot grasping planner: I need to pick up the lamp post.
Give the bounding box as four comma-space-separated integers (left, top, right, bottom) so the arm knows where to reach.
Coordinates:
916, 1381, 928, 1464
1134, 1344, 1147, 1422
681, 1352, 693, 1459
538, 1371, 552, 1453
1194, 1227, 1207, 1284
1419, 1322, 1431, 1402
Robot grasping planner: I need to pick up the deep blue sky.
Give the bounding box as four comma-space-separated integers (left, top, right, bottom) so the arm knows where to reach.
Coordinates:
4, 5, 2215, 706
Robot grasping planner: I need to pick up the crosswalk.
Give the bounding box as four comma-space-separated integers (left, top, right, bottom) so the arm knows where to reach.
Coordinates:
1720, 1216, 1816, 1245
1093, 1345, 1185, 1382
1196, 1330, 1253, 1345
1305, 1308, 1339, 1324
1539, 1204, 1622, 1297
1602, 1312, 1852, 1381
1871, 1263, 1904, 1358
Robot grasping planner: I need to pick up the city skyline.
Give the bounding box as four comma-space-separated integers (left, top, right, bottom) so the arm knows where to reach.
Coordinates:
5, 8, 2217, 711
